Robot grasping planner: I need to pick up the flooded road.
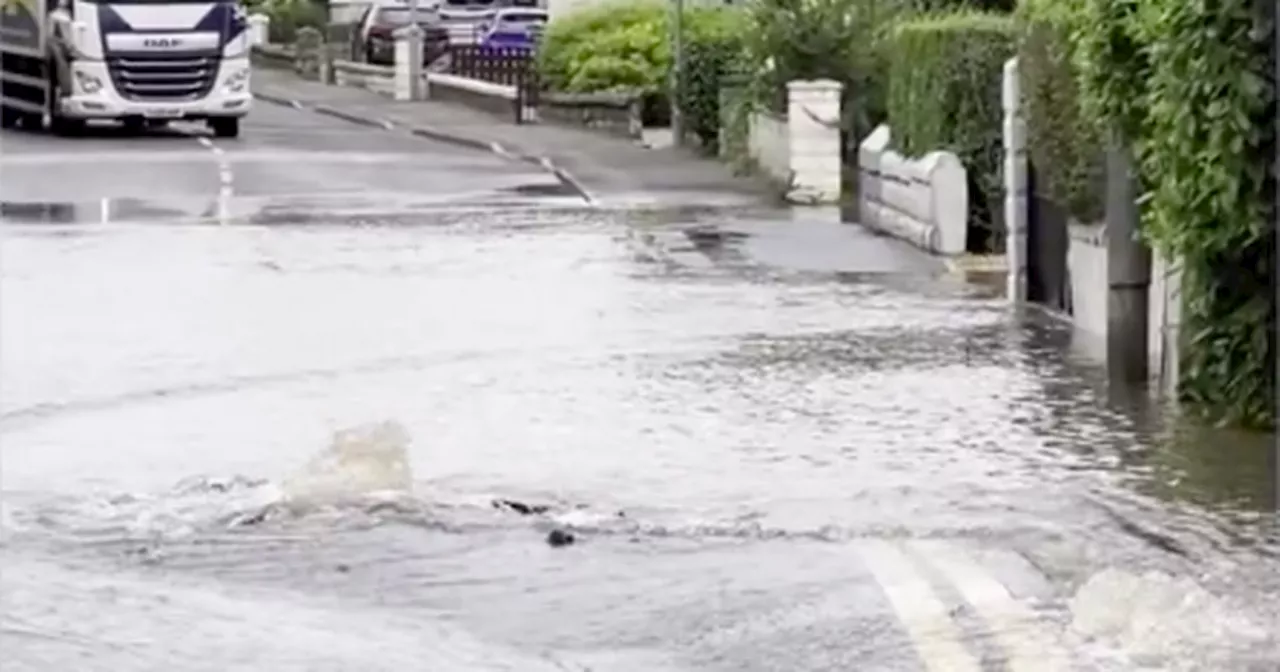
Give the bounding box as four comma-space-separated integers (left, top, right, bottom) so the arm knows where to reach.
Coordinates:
2, 102, 1277, 671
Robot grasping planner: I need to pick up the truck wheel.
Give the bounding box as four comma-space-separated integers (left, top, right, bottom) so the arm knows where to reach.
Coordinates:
47, 73, 85, 136
49, 113, 85, 136
0, 106, 19, 129
209, 117, 239, 139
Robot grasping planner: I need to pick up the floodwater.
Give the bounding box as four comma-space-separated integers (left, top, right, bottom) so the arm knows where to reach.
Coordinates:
1, 208, 1277, 671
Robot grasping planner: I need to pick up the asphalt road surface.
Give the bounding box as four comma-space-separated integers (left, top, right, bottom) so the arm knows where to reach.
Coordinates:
1, 103, 1277, 672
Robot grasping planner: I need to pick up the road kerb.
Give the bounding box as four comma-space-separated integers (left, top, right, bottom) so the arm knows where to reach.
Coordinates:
406, 126, 495, 154
312, 104, 393, 130
252, 91, 299, 109
251, 92, 596, 205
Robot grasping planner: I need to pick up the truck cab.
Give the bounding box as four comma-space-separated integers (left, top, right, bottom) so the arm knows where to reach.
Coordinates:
0, 0, 252, 136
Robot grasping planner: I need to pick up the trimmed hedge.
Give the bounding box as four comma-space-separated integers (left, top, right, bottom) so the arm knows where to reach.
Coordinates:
885, 10, 1015, 252
1013, 0, 1104, 224
534, 1, 745, 132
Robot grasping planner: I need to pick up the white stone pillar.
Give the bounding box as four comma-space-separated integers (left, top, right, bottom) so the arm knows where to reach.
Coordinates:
248, 14, 269, 46
1002, 58, 1029, 304
785, 79, 844, 205
393, 25, 424, 101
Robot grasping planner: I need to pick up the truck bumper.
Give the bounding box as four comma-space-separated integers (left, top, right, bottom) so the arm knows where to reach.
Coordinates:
57, 58, 253, 121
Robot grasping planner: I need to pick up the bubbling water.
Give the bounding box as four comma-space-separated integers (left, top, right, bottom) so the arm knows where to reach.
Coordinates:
279, 420, 415, 510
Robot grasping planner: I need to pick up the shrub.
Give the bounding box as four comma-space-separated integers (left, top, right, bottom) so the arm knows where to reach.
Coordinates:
1013, 0, 1104, 224
884, 10, 1015, 252
678, 11, 748, 151
536, 2, 668, 94
1074, 0, 1275, 428
535, 1, 746, 134
252, 0, 325, 44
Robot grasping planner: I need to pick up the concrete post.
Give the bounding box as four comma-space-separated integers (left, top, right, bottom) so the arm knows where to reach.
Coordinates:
248, 14, 269, 46
1105, 131, 1151, 384
785, 79, 844, 205
393, 25, 424, 101
1002, 57, 1029, 304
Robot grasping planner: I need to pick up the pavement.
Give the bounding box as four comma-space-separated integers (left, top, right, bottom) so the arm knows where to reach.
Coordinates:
249, 67, 774, 209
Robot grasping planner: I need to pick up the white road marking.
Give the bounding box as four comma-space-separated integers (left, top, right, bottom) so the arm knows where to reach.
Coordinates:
858, 539, 982, 672
198, 136, 233, 224
909, 540, 1071, 672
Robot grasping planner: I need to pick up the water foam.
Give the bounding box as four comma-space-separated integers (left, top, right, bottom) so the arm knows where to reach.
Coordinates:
1067, 567, 1278, 669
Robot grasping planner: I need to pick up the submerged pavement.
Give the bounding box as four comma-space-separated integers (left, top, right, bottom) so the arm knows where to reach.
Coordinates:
1, 94, 1277, 672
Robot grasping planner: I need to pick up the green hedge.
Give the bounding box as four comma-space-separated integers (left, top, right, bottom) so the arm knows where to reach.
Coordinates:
884, 10, 1015, 252
1075, 0, 1275, 429
535, 1, 745, 132
1013, 0, 1104, 224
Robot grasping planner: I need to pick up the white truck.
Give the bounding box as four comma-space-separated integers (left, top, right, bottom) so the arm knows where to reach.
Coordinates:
0, 0, 252, 137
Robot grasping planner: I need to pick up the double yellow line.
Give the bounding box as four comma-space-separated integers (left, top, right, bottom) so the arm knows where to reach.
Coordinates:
859, 539, 1072, 671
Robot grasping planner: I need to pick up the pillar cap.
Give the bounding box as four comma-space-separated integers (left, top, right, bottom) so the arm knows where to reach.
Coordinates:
786, 79, 844, 93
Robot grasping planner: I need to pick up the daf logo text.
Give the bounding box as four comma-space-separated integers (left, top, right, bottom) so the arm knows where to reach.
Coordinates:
142, 37, 181, 48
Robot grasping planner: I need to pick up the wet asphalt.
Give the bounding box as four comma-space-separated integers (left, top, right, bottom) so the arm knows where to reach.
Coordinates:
1, 101, 1278, 672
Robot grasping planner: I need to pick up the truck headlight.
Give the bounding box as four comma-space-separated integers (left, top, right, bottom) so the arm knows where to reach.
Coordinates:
223, 68, 249, 93
74, 70, 103, 94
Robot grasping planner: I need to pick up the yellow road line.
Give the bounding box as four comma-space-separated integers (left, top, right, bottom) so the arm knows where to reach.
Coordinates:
858, 539, 982, 672
910, 540, 1070, 672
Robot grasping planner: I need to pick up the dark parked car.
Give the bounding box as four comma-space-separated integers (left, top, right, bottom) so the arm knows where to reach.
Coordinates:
351, 4, 451, 66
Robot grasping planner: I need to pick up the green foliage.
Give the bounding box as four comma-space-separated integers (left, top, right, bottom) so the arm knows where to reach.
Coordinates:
536, 2, 668, 94
885, 10, 1015, 251
534, 1, 745, 131
907, 0, 1015, 11
1013, 0, 1104, 223
535, 1, 743, 93
743, 0, 899, 141
1071, 0, 1276, 429
247, 0, 325, 44
679, 14, 749, 152
1133, 0, 1274, 429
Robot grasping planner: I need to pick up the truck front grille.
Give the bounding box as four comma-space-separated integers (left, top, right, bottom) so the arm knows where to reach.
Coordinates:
106, 52, 219, 101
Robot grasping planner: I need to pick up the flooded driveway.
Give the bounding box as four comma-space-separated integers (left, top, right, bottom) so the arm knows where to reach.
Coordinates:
1, 104, 1277, 672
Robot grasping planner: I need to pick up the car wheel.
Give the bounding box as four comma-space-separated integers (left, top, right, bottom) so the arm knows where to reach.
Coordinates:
209, 117, 239, 139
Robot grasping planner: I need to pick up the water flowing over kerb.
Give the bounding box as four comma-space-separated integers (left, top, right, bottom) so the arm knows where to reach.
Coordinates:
280, 421, 415, 509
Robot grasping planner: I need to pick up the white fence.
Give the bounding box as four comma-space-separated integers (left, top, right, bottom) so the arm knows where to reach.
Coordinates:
857, 125, 968, 255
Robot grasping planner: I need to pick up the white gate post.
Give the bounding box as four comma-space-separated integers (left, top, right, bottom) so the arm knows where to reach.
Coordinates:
785, 79, 844, 205
247, 14, 270, 46
393, 26, 424, 101
1002, 58, 1029, 303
